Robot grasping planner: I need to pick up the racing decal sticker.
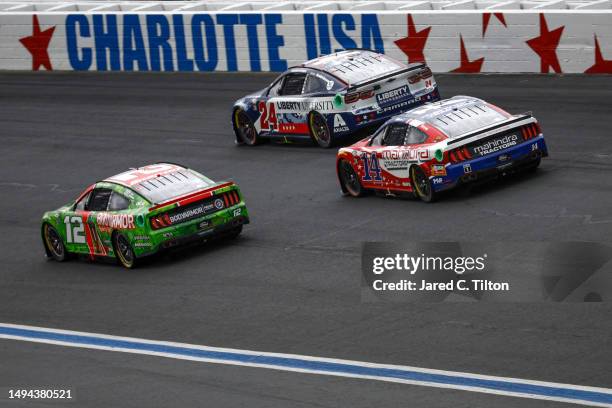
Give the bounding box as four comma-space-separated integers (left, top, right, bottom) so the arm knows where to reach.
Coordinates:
376, 85, 409, 108
361, 153, 383, 182
333, 114, 349, 133
471, 133, 520, 156
96, 213, 136, 230
274, 98, 337, 113
431, 164, 447, 177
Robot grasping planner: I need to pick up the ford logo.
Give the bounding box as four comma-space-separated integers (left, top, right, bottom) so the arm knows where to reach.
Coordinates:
214, 198, 224, 209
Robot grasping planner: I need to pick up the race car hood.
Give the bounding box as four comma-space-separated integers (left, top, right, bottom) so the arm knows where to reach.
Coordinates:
234, 89, 266, 108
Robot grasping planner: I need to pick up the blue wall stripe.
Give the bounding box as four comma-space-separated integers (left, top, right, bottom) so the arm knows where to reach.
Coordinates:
1, 325, 610, 405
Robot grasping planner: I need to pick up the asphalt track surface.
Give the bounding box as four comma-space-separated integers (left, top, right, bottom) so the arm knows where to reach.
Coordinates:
0, 72, 611, 407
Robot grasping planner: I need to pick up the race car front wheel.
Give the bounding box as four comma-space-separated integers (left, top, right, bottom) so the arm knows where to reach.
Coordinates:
233, 109, 259, 146
339, 159, 364, 197
43, 224, 67, 262
411, 165, 436, 203
113, 232, 136, 269
309, 112, 333, 148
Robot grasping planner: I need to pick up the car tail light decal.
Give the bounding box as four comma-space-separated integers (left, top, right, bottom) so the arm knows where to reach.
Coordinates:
521, 123, 540, 141
150, 189, 240, 230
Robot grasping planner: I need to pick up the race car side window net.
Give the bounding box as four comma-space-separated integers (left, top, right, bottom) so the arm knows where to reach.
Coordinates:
383, 124, 408, 146
280, 74, 307, 96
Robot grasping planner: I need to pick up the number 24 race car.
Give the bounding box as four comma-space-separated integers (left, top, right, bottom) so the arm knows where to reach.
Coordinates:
337, 96, 548, 202
232, 49, 440, 148
41, 163, 249, 268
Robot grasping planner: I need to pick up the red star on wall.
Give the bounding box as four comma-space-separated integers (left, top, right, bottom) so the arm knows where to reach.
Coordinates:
585, 36, 612, 74
526, 14, 564, 73
452, 36, 484, 73
394, 15, 431, 64
482, 13, 507, 37
19, 15, 56, 71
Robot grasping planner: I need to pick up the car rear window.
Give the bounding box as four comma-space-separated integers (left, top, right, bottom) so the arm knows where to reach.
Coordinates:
432, 104, 507, 139
131, 169, 215, 204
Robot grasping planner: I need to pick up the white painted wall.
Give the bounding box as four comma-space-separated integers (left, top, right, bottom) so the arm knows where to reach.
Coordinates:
1, 10, 611, 72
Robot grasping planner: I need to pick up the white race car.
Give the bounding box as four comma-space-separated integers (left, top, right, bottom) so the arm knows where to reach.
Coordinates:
232, 49, 440, 148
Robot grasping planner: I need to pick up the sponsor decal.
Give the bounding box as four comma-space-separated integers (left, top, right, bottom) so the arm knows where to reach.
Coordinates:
432, 177, 443, 184
333, 114, 349, 133
498, 154, 511, 162
381, 149, 429, 162
463, 163, 472, 174
134, 242, 153, 248
376, 85, 409, 107
275, 100, 335, 112
233, 208, 242, 217
431, 164, 447, 176
472, 134, 519, 156
96, 213, 135, 230
199, 220, 211, 229
168, 199, 223, 225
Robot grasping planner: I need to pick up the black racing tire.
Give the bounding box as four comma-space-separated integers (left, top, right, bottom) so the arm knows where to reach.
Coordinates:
309, 112, 334, 148
411, 165, 436, 203
338, 159, 364, 197
525, 157, 542, 173
227, 225, 243, 240
43, 223, 67, 262
113, 232, 137, 269
233, 108, 260, 146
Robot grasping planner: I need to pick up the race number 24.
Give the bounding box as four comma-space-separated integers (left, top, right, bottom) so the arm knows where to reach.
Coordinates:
258, 101, 277, 131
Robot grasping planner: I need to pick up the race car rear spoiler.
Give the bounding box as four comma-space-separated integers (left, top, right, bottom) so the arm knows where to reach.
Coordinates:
446, 114, 536, 147
346, 63, 426, 92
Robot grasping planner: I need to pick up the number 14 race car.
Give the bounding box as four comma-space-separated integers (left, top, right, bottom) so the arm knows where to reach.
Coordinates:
41, 163, 249, 268
232, 49, 439, 148
336, 96, 548, 202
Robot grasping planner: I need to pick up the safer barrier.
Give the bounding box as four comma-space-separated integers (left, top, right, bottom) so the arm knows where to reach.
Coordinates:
1, 11, 611, 73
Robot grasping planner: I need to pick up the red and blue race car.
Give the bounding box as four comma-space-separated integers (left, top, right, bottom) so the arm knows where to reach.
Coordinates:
232, 49, 440, 148
336, 96, 548, 202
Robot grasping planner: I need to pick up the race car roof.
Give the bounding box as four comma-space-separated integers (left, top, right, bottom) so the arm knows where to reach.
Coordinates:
302, 50, 406, 85
395, 96, 510, 139
104, 163, 216, 204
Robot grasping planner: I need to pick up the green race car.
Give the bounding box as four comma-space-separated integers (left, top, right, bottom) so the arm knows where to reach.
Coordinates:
41, 163, 249, 268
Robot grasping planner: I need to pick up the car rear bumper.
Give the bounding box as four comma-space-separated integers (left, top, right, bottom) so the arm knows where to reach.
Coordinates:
140, 204, 249, 257
431, 135, 548, 192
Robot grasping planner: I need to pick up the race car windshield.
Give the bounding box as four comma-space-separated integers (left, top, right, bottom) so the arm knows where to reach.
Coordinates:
432, 104, 507, 139
131, 169, 215, 204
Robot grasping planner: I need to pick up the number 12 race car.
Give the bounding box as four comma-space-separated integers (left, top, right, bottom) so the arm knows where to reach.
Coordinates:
337, 96, 548, 202
232, 49, 440, 148
41, 163, 249, 268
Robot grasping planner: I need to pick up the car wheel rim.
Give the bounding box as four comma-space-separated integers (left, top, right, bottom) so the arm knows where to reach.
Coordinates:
235, 110, 256, 143
311, 115, 330, 144
45, 225, 63, 257
413, 168, 431, 198
116, 235, 133, 266
341, 161, 360, 195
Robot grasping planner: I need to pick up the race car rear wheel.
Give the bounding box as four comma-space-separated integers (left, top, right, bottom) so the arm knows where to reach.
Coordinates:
233, 108, 259, 146
113, 232, 136, 269
43, 223, 67, 262
339, 159, 364, 197
411, 165, 436, 203
227, 225, 243, 240
309, 112, 333, 148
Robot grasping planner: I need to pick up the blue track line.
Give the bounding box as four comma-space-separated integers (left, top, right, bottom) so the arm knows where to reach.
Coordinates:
1, 324, 610, 406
